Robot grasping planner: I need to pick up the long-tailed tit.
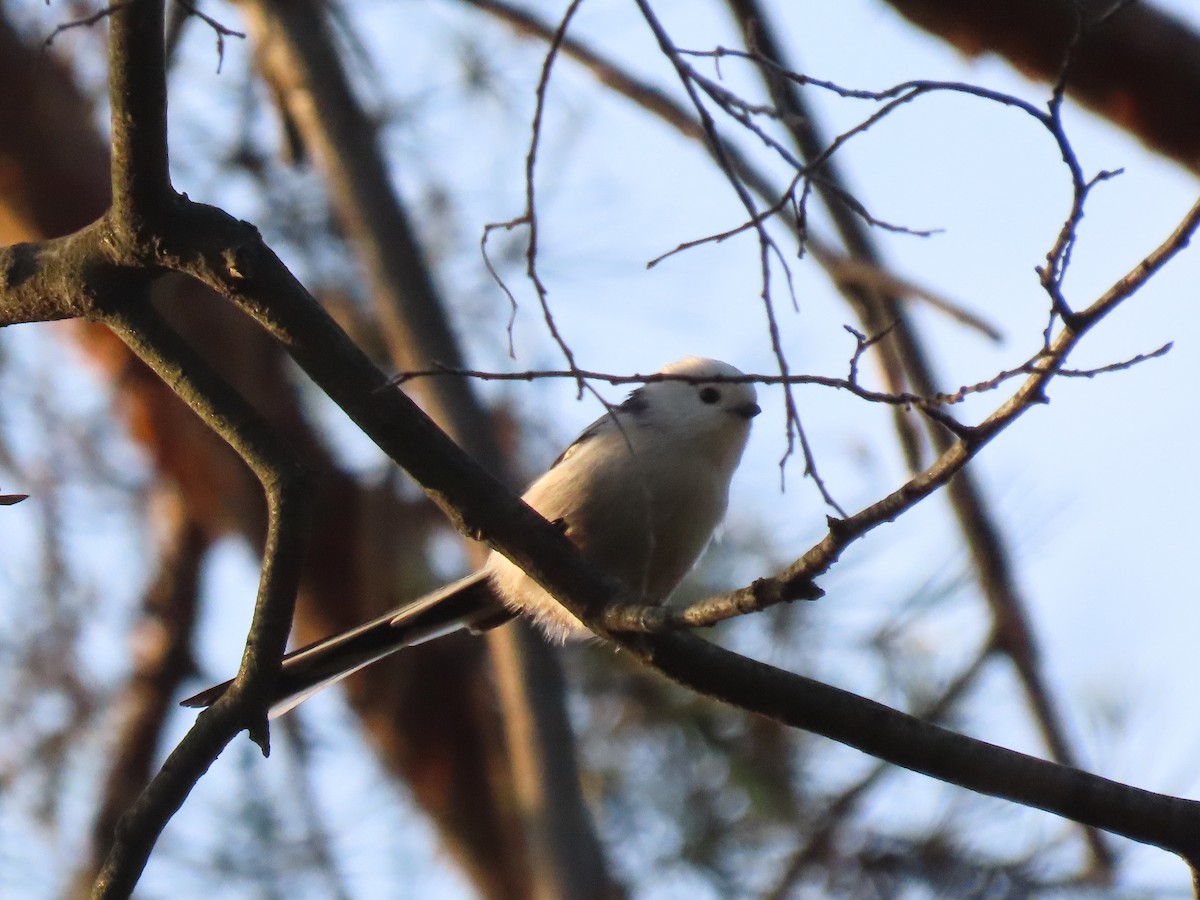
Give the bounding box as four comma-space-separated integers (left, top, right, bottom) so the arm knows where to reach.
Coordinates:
182, 356, 760, 716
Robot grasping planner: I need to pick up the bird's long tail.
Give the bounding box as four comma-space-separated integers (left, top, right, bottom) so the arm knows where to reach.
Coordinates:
180, 571, 509, 717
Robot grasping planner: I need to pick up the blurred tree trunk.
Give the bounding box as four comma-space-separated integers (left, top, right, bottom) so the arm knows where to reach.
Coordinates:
237, 2, 613, 894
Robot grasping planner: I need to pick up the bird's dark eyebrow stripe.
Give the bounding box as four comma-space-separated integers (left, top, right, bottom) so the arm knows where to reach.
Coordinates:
618, 388, 649, 414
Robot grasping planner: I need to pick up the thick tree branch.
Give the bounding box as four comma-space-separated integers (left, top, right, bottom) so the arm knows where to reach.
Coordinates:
622, 629, 1200, 866
108, 0, 171, 231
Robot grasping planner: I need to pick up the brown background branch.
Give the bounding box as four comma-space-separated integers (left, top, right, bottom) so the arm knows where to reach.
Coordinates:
881, 0, 1200, 175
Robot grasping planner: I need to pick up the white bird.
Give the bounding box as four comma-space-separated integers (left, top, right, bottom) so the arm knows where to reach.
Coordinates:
182, 356, 761, 716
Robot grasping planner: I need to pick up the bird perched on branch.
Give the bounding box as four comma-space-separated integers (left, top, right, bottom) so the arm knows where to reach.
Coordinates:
182, 356, 761, 716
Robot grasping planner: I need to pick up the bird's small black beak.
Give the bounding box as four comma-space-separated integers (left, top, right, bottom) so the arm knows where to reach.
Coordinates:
735, 402, 762, 420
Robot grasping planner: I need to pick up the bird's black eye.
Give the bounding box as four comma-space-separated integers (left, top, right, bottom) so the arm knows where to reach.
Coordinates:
699, 387, 721, 405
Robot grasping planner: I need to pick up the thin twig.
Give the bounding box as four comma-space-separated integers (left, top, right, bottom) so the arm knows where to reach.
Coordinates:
173, 1, 246, 73
43, 1, 134, 49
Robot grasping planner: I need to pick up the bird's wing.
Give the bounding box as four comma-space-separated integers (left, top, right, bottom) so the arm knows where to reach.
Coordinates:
550, 388, 650, 468
180, 571, 507, 717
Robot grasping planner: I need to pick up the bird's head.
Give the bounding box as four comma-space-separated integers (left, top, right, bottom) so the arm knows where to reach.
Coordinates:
628, 356, 761, 470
